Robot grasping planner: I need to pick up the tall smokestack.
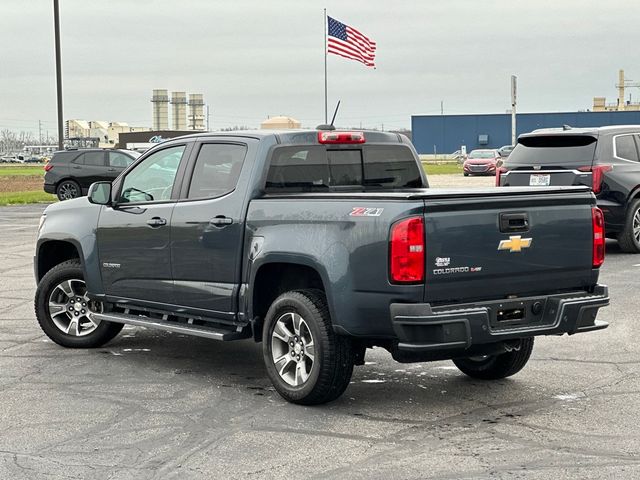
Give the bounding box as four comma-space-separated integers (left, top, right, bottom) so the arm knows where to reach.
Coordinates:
188, 93, 205, 131
151, 89, 169, 130
171, 92, 187, 130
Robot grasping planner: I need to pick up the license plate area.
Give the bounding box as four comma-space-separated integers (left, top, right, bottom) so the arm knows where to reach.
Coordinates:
529, 174, 550, 186
489, 299, 550, 330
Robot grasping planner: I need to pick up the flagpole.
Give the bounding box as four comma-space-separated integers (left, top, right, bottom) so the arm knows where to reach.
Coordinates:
323, 8, 328, 124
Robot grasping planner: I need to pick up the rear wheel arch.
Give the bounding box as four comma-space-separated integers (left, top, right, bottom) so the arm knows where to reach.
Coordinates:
250, 261, 330, 342
37, 240, 82, 282
627, 186, 640, 204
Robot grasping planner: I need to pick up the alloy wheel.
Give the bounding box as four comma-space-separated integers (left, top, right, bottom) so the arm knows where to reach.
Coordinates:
58, 182, 78, 200
271, 312, 315, 387
47, 278, 102, 336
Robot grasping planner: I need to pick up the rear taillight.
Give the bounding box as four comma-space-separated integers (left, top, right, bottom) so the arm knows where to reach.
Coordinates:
578, 164, 612, 194
592, 207, 605, 268
390, 216, 425, 283
496, 166, 508, 186
44, 164, 53, 171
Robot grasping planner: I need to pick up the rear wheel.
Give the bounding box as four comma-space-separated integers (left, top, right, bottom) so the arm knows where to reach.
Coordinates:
453, 338, 534, 380
56, 180, 81, 201
35, 259, 123, 348
617, 199, 640, 253
262, 289, 354, 405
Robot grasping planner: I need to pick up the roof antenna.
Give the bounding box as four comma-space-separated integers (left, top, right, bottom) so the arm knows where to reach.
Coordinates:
316, 100, 340, 131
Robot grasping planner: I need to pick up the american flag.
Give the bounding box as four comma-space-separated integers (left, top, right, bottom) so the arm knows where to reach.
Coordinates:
327, 16, 377, 68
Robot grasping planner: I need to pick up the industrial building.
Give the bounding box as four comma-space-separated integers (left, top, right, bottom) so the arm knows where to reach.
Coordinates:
152, 89, 207, 131
260, 116, 301, 129
65, 120, 150, 148
412, 110, 640, 155
593, 69, 640, 112
413, 68, 640, 154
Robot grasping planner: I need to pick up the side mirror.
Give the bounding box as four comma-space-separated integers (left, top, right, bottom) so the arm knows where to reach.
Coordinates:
88, 182, 112, 205
496, 159, 504, 168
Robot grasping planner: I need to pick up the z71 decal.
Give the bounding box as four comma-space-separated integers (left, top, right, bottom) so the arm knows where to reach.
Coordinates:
350, 207, 384, 217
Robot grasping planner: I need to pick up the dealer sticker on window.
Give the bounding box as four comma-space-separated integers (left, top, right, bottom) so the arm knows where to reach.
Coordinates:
529, 174, 550, 186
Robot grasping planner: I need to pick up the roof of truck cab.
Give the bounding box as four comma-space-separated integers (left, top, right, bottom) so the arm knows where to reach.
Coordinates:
166, 129, 405, 145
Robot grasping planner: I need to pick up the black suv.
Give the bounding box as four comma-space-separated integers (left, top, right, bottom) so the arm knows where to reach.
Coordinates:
44, 149, 140, 200
498, 125, 640, 252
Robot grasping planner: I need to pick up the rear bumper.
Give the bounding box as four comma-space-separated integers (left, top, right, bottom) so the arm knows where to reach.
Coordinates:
391, 285, 609, 353
43, 183, 55, 194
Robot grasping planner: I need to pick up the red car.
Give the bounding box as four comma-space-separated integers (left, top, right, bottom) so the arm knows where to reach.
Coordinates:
463, 149, 500, 176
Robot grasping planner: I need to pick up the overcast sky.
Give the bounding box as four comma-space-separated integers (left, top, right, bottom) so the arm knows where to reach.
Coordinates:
1, 0, 639, 134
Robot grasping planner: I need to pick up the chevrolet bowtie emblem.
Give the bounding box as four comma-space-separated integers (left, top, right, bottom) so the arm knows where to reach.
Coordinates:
498, 235, 532, 253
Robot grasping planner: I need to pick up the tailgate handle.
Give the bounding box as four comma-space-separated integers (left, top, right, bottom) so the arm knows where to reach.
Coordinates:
499, 212, 529, 233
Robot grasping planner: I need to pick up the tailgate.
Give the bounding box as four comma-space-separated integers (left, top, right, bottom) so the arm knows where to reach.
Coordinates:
500, 134, 597, 188
422, 188, 597, 305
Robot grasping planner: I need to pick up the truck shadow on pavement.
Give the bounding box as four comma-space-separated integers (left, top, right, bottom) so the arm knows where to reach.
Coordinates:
95, 328, 538, 416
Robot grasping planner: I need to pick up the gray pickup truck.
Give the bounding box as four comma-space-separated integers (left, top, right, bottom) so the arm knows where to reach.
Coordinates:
34, 129, 609, 404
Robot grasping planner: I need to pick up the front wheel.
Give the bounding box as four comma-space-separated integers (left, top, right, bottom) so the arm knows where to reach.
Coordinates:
617, 199, 640, 253
35, 259, 123, 348
262, 289, 354, 405
453, 338, 534, 380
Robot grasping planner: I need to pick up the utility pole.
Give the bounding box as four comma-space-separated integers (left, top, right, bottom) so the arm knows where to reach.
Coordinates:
38, 120, 42, 144
53, 0, 64, 150
511, 75, 517, 146
440, 100, 444, 115
206, 105, 210, 131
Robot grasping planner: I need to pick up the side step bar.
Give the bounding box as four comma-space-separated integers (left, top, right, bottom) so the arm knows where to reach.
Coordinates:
93, 312, 250, 341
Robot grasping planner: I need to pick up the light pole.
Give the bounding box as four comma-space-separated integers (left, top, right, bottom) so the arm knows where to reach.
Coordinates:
511, 75, 517, 146
53, 0, 64, 150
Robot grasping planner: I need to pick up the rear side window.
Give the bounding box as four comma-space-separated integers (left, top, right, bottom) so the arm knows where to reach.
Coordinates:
51, 152, 78, 164
615, 135, 639, 161
265, 145, 422, 192
77, 151, 104, 166
363, 146, 422, 188
506, 135, 597, 167
187, 143, 247, 199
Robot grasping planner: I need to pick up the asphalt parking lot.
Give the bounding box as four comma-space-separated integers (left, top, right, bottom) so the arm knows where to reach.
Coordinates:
1, 194, 638, 479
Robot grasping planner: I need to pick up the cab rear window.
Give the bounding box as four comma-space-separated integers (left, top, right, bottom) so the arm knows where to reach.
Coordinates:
265, 145, 422, 192
506, 135, 597, 167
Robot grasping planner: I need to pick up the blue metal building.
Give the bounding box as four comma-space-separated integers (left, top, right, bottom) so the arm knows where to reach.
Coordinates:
411, 111, 640, 155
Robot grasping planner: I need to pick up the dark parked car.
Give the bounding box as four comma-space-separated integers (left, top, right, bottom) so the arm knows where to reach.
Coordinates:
44, 148, 140, 200
33, 129, 608, 405
463, 149, 500, 176
498, 125, 640, 252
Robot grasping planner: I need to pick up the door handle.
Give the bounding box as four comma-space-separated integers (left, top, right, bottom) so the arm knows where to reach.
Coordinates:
209, 216, 233, 227
107, 168, 117, 172
147, 217, 167, 227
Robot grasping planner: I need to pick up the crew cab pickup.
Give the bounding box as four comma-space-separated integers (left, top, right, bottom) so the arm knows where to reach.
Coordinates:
34, 129, 610, 405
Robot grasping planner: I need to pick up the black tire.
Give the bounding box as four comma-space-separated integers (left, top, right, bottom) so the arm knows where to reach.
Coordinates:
35, 259, 123, 348
617, 199, 640, 253
56, 179, 81, 201
463, 172, 469, 177
453, 338, 534, 380
262, 289, 354, 405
